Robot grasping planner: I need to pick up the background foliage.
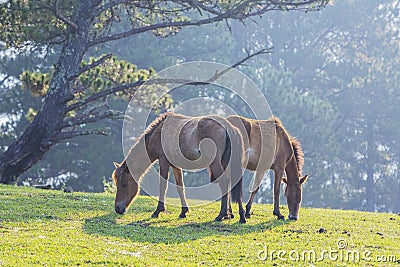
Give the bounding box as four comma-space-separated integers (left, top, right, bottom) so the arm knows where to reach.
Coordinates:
1, 0, 399, 212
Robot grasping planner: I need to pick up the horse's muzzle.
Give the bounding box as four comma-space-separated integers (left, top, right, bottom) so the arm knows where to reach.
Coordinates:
288, 214, 298, 221
115, 205, 126, 215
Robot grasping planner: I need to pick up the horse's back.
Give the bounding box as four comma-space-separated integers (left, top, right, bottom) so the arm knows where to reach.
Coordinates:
159, 114, 229, 169
227, 115, 277, 172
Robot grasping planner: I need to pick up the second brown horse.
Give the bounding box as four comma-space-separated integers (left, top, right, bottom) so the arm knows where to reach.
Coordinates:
227, 115, 308, 221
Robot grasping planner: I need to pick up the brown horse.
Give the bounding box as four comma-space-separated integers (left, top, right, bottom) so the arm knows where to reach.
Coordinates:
112, 112, 247, 223
227, 115, 308, 220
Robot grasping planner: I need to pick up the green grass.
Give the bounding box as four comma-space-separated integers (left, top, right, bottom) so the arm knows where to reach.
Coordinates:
0, 184, 399, 266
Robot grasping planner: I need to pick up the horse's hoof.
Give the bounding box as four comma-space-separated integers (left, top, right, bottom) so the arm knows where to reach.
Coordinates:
223, 213, 233, 220
273, 211, 285, 220
245, 213, 251, 219
239, 217, 247, 224
179, 207, 188, 219
152, 209, 164, 218
214, 214, 224, 222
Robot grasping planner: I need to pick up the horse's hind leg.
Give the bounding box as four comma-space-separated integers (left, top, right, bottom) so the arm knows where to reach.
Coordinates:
172, 166, 189, 218
210, 161, 231, 221
221, 164, 234, 220
152, 157, 170, 218
245, 171, 264, 218
236, 190, 246, 224
273, 167, 285, 220
215, 178, 230, 222
230, 170, 245, 223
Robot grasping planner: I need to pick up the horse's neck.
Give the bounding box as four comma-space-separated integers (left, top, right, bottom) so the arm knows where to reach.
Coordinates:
125, 138, 153, 179
285, 156, 300, 184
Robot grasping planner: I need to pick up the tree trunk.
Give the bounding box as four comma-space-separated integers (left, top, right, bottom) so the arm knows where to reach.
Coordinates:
0, 2, 93, 184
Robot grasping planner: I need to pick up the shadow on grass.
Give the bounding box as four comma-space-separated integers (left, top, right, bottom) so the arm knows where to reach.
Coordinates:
83, 212, 291, 244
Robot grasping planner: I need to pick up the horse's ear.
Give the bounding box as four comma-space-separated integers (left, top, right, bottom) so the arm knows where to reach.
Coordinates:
300, 175, 308, 184
282, 177, 288, 184
113, 162, 121, 168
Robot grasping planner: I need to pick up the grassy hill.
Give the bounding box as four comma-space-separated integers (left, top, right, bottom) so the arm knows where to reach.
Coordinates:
0, 184, 399, 266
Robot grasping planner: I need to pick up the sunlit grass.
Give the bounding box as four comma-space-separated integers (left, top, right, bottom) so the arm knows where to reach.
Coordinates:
0, 184, 399, 266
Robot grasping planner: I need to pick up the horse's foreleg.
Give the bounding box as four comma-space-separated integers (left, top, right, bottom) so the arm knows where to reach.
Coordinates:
245, 171, 264, 218
228, 200, 234, 219
152, 157, 170, 218
172, 166, 189, 218
273, 167, 285, 220
245, 186, 259, 219
236, 191, 246, 224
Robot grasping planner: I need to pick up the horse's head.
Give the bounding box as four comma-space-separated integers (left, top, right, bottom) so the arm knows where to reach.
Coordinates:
282, 175, 308, 220
112, 162, 139, 215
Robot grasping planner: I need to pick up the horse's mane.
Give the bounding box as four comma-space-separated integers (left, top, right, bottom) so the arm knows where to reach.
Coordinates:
144, 112, 173, 142
120, 112, 172, 166
289, 137, 304, 176
273, 117, 304, 175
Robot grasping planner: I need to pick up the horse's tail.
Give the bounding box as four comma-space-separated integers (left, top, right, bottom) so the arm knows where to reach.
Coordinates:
231, 173, 243, 203
223, 124, 244, 203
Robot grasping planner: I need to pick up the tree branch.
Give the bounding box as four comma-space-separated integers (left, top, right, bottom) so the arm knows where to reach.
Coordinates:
59, 110, 122, 130
89, 16, 228, 47
65, 47, 271, 112
269, 0, 329, 8
231, 47, 272, 69
89, 0, 327, 47
53, 0, 78, 30
179, 0, 224, 16
195, 47, 273, 84
72, 53, 113, 79
44, 128, 111, 146
0, 75, 10, 87
95, 0, 132, 17
65, 81, 143, 113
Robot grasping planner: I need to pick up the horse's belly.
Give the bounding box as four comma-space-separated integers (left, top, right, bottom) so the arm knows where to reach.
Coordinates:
180, 147, 201, 161
245, 140, 275, 172
246, 149, 262, 171
168, 145, 214, 170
